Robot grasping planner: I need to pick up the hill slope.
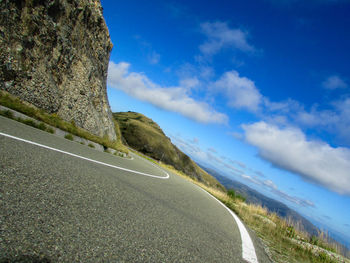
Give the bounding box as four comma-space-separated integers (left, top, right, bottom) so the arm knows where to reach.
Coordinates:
113, 111, 224, 190
200, 165, 320, 236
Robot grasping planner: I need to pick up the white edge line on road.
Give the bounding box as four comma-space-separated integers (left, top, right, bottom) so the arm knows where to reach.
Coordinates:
1, 131, 257, 262
132, 152, 165, 170
197, 187, 259, 263
0, 132, 169, 180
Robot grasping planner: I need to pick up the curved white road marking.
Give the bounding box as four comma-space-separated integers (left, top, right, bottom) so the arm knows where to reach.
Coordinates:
1, 131, 258, 262
127, 152, 257, 262
0, 132, 169, 179
198, 187, 259, 263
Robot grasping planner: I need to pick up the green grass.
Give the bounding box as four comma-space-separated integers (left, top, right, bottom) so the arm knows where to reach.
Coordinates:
227, 189, 246, 202
64, 134, 74, 141
131, 147, 348, 263
114, 152, 125, 157
1, 109, 14, 118
0, 91, 128, 154
216, 195, 345, 263
0, 109, 55, 134
114, 111, 224, 190
310, 235, 337, 254
2, 91, 347, 262
47, 127, 55, 134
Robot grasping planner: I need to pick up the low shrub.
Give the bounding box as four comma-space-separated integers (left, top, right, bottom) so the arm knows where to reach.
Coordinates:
0, 109, 14, 118
64, 134, 74, 141
0, 91, 128, 154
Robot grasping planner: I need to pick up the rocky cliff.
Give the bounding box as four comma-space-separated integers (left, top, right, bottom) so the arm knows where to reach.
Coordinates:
0, 0, 116, 140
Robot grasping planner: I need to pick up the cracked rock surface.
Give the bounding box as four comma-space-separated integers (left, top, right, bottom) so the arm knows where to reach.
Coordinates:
0, 0, 116, 140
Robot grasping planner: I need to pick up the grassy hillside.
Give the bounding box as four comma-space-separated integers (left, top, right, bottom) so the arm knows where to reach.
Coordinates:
113, 111, 224, 190
199, 166, 350, 261
2, 92, 348, 262
136, 155, 350, 263
202, 165, 319, 235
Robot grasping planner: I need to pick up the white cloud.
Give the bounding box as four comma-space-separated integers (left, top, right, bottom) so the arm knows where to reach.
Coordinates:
229, 159, 247, 169
295, 108, 337, 127
214, 70, 262, 112
293, 99, 350, 145
205, 152, 249, 176
263, 97, 302, 114
179, 77, 200, 89
322, 75, 348, 90
255, 171, 265, 177
272, 188, 315, 208
260, 96, 350, 146
239, 173, 315, 207
263, 179, 278, 189
242, 121, 350, 195
148, 51, 160, 65
173, 129, 315, 208
261, 179, 315, 207
241, 174, 263, 185
108, 61, 228, 124
200, 66, 215, 79
333, 98, 350, 114
199, 21, 255, 56
208, 147, 217, 153
192, 137, 199, 144
332, 98, 350, 144
169, 134, 210, 163
170, 135, 202, 155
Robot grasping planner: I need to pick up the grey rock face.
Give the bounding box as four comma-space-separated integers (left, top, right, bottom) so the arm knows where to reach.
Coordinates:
0, 0, 116, 140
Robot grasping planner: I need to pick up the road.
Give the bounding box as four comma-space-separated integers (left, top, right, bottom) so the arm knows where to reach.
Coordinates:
0, 116, 271, 262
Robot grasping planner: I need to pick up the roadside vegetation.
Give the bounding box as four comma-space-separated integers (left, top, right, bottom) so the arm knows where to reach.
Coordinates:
0, 90, 128, 154
64, 133, 74, 141
114, 111, 225, 191
0, 109, 55, 134
1, 90, 348, 262
131, 150, 349, 263
222, 198, 348, 263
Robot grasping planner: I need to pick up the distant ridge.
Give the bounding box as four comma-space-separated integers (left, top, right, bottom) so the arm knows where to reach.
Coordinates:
199, 164, 320, 236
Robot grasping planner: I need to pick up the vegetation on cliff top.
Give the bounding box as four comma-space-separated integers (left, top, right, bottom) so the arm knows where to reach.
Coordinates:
1, 91, 348, 262
0, 0, 116, 140
113, 111, 225, 191
113, 111, 349, 263
0, 90, 127, 153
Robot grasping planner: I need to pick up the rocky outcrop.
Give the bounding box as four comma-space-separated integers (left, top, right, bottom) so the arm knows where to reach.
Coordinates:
0, 0, 116, 140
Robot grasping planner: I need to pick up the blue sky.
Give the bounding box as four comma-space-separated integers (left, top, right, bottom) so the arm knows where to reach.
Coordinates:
101, 0, 350, 247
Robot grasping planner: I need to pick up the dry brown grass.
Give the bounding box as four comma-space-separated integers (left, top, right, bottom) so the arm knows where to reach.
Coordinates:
133, 150, 349, 263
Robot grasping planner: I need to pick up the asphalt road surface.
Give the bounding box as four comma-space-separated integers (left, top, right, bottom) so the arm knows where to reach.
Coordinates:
0, 116, 271, 263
